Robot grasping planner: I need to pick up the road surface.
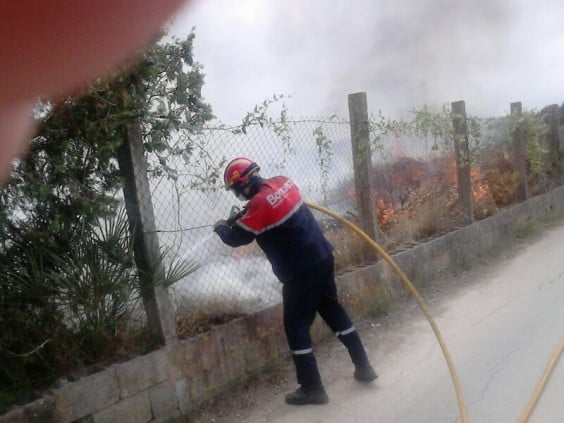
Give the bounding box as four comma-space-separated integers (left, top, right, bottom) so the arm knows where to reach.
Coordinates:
195, 218, 564, 423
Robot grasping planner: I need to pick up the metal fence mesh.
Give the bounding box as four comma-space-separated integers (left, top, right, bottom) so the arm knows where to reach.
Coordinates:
147, 110, 558, 317
150, 118, 354, 314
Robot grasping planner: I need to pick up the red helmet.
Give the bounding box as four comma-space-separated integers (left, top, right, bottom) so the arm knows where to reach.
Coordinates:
223, 157, 260, 190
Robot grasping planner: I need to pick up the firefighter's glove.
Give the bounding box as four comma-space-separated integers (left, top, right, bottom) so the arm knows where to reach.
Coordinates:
213, 219, 228, 232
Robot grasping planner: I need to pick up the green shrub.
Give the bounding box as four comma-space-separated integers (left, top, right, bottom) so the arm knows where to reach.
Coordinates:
0, 210, 142, 413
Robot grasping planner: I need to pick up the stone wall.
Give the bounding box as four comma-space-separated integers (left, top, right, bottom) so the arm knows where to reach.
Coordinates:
3, 186, 564, 423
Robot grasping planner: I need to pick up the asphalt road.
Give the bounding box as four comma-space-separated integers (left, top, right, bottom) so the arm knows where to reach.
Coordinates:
197, 218, 564, 423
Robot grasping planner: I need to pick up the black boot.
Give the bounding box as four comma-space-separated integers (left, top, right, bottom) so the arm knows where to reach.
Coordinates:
338, 330, 370, 366
285, 385, 329, 405
354, 363, 378, 382
338, 330, 377, 382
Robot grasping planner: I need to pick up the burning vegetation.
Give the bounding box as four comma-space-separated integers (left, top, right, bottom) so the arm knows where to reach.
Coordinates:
326, 147, 527, 270
365, 151, 513, 228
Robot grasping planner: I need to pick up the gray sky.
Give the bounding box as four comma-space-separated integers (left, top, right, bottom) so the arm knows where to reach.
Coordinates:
168, 0, 564, 123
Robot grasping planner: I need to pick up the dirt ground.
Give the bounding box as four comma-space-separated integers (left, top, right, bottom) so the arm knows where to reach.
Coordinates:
185, 220, 554, 423
186, 278, 489, 421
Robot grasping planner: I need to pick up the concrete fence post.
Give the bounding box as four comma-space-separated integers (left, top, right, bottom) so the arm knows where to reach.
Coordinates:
348, 92, 379, 261
117, 123, 177, 345
511, 102, 529, 202
451, 100, 474, 224
547, 104, 562, 183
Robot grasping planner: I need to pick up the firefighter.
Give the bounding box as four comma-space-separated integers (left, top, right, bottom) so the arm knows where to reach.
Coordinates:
213, 157, 377, 405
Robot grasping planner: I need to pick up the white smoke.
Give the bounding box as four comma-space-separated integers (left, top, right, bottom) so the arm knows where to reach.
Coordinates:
170, 0, 564, 122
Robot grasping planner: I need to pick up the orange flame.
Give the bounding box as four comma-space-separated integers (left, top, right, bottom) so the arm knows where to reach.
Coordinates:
470, 167, 491, 202
376, 197, 394, 225
345, 155, 493, 227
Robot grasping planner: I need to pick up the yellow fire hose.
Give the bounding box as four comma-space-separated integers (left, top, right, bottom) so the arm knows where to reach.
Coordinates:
518, 340, 564, 422
306, 201, 563, 423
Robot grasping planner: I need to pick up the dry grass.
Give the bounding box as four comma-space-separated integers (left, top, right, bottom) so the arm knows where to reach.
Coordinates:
325, 195, 457, 268
474, 190, 498, 220
176, 302, 246, 339
385, 198, 456, 249
324, 226, 366, 272
485, 168, 519, 207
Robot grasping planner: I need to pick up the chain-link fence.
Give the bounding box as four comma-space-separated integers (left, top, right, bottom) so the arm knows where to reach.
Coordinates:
150, 118, 354, 315
148, 104, 562, 320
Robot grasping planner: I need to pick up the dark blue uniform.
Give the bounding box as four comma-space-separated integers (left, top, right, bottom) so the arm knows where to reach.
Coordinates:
215, 176, 370, 389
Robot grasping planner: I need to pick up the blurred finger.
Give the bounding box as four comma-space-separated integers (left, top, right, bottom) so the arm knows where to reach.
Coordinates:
0, 102, 35, 184
1, 0, 189, 105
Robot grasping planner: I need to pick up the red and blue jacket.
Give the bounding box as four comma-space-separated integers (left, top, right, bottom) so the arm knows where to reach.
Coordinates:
214, 176, 333, 282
